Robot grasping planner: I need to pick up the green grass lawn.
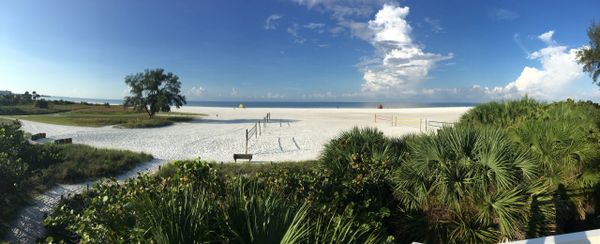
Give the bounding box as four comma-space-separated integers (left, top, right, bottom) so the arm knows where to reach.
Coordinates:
1, 104, 205, 128
0, 104, 72, 115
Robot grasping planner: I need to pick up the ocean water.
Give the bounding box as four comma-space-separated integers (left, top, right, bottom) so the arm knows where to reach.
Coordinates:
48, 96, 476, 109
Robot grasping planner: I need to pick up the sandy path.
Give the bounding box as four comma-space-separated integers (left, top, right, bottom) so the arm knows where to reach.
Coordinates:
5, 106, 469, 242
6, 159, 166, 243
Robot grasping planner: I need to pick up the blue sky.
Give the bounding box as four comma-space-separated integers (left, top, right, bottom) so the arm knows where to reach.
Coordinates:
1, 0, 599, 102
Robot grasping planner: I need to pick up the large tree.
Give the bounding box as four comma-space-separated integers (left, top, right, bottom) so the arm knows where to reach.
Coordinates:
124, 68, 186, 119
577, 22, 600, 84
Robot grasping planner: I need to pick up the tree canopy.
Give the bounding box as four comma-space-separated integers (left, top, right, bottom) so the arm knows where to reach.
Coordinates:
577, 21, 600, 84
123, 68, 186, 118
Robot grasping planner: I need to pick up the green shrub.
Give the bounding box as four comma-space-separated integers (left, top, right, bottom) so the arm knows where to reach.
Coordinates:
44, 160, 381, 243
459, 96, 542, 127
318, 127, 407, 232
392, 126, 537, 243
33, 99, 49, 108
0, 121, 152, 237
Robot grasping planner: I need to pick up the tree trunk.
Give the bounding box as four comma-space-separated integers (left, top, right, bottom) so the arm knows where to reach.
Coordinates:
144, 105, 153, 119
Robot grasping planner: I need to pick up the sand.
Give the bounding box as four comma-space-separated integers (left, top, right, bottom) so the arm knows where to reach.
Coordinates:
19, 106, 471, 162
7, 106, 469, 242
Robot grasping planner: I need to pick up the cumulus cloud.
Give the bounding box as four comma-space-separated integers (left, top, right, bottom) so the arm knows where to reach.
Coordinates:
359, 4, 452, 92
292, 0, 386, 40
504, 30, 584, 99
187, 86, 205, 98
264, 14, 283, 30
538, 30, 555, 45
362, 30, 588, 102
290, 2, 452, 93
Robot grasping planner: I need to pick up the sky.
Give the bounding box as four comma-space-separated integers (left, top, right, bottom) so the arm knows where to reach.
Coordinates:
1, 0, 599, 102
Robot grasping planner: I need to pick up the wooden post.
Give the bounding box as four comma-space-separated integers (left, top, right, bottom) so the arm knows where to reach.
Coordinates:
420, 118, 422, 132
374, 114, 377, 123
280, 122, 282, 127
245, 129, 248, 154
394, 116, 396, 127
258, 121, 261, 135
255, 123, 258, 139
425, 119, 428, 132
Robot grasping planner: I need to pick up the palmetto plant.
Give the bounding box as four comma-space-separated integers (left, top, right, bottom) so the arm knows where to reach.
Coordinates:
393, 126, 537, 243
459, 96, 542, 128
320, 127, 405, 178
132, 175, 381, 244
222, 180, 303, 243
510, 103, 600, 234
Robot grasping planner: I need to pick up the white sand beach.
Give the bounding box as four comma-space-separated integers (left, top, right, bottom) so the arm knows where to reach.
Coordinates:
20, 106, 471, 162
8, 106, 470, 242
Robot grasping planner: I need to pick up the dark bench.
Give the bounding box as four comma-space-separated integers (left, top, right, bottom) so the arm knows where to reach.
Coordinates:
31, 133, 46, 141
233, 153, 253, 162
54, 138, 73, 144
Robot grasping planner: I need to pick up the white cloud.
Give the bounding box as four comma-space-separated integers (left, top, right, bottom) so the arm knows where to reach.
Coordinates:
293, 0, 387, 20
287, 23, 306, 43
489, 8, 519, 20
230, 88, 238, 97
187, 86, 205, 98
359, 4, 452, 92
304, 22, 325, 29
504, 31, 584, 99
424, 17, 443, 33
264, 14, 283, 30
538, 30, 555, 45
265, 92, 286, 99
292, 0, 386, 40
304, 22, 326, 34
290, 2, 452, 93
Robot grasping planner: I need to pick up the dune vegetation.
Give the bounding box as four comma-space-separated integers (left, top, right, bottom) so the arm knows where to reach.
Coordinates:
38, 97, 600, 243
0, 121, 153, 237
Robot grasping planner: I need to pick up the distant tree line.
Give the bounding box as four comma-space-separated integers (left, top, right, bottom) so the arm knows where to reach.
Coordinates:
0, 91, 41, 106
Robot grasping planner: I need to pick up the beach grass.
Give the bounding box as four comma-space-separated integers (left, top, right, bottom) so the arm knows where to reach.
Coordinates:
0, 117, 15, 125
31, 144, 153, 187
4, 104, 205, 128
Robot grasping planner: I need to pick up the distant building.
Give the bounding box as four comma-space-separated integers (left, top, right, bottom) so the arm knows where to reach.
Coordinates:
0, 90, 12, 95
